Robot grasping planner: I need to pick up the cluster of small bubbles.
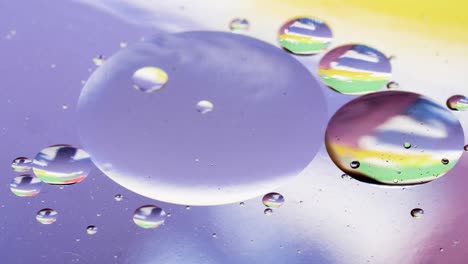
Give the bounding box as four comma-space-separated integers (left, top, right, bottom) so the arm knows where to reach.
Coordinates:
446, 95, 468, 111
350, 161, 360, 169
92, 55, 106, 66
264, 208, 273, 216
32, 144, 92, 185
441, 158, 449, 165
386, 81, 399, 89
278, 17, 333, 55
196, 100, 214, 114
318, 44, 391, 94
10, 175, 43, 197
86, 225, 98, 235
229, 18, 250, 32
114, 194, 123, 201
11, 157, 32, 172
133, 205, 166, 229
132, 66, 168, 93
262, 192, 285, 208
36, 208, 58, 224
411, 208, 424, 218
404, 142, 412, 149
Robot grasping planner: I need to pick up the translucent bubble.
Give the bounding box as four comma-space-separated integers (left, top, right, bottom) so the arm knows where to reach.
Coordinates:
441, 158, 449, 165
11, 157, 32, 172
196, 100, 214, 114
36, 208, 58, 224
264, 208, 273, 215
114, 194, 123, 201
411, 208, 424, 218
32, 144, 92, 185
185, 206, 191, 210
133, 205, 166, 229
229, 18, 249, 32
325, 91, 464, 185
212, 233, 217, 238
262, 192, 285, 208
132, 66, 168, 93
278, 17, 333, 55
239, 202, 245, 206
386, 81, 399, 89
92, 55, 106, 66
446, 95, 468, 111
86, 225, 98, 235
350, 161, 360, 169
404, 142, 412, 149
77, 31, 327, 205
10, 174, 43, 197
465, 145, 468, 151
318, 44, 391, 94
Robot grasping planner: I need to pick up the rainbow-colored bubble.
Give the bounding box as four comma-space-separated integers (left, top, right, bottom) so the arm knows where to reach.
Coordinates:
446, 95, 468, 111
132, 66, 168, 93
133, 205, 166, 229
11, 157, 32, 172
262, 192, 285, 208
36, 208, 58, 225
318, 44, 391, 94
10, 174, 43, 197
278, 17, 333, 55
229, 18, 250, 32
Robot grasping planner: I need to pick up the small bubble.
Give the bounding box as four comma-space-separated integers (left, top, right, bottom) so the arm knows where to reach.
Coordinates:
10, 174, 43, 197
439, 248, 444, 252
167, 213, 171, 217
341, 173, 349, 179
386, 81, 399, 89
264, 208, 273, 215
212, 233, 217, 238
393, 179, 399, 183
229, 18, 250, 32
441, 158, 449, 165
114, 194, 123, 202
446, 95, 468, 111
62, 104, 69, 110
297, 250, 302, 254
120, 42, 127, 48
464, 145, 468, 151
132, 66, 168, 93
404, 142, 411, 149
86, 225, 98, 235
185, 206, 191, 210
133, 205, 166, 229
196, 100, 214, 114
239, 202, 245, 206
411, 208, 424, 218
350, 161, 360, 169
262, 192, 285, 208
36, 208, 58, 224
92, 55, 106, 66
11, 157, 32, 172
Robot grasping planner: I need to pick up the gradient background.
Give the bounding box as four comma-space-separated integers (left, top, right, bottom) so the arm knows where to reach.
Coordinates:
0, 0, 467, 263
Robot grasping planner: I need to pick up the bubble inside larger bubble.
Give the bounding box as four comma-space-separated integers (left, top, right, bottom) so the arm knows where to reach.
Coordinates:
325, 91, 464, 185
77, 31, 327, 205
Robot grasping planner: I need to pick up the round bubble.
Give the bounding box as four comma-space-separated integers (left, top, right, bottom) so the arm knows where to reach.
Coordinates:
77, 31, 327, 205
11, 157, 32, 172
465, 145, 468, 151
325, 91, 465, 186
264, 208, 273, 215
36, 208, 58, 224
86, 225, 98, 235
278, 17, 333, 55
262, 192, 285, 208
446, 95, 468, 111
196, 100, 214, 114
132, 66, 168, 93
114, 194, 123, 201
318, 44, 391, 94
229, 18, 249, 32
10, 174, 43, 197
32, 144, 92, 185
411, 208, 424, 218
133, 205, 166, 229
387, 81, 399, 89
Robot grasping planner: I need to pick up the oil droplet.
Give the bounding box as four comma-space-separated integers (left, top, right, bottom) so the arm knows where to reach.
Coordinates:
411, 208, 424, 218
318, 44, 391, 94
86, 225, 98, 235
196, 100, 214, 114
114, 194, 123, 201
441, 158, 449, 165
10, 175, 43, 197
278, 17, 333, 55
11, 157, 32, 172
262, 192, 285, 208
264, 208, 273, 215
229, 18, 249, 32
133, 205, 166, 229
36, 208, 58, 224
386, 81, 399, 89
92, 55, 106, 66
350, 161, 360, 169
132, 67, 168, 93
446, 95, 468, 111
325, 91, 464, 185
32, 144, 92, 185
404, 142, 412, 149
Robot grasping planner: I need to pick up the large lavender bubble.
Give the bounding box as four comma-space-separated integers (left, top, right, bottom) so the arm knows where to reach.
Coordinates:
77, 31, 327, 205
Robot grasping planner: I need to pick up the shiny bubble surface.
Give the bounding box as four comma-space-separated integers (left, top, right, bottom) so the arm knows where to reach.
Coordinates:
32, 144, 92, 185
77, 31, 327, 205
386, 81, 399, 89
264, 208, 273, 215
132, 66, 168, 93
86, 225, 98, 235
278, 17, 333, 55
325, 91, 464, 185
196, 100, 214, 114
114, 194, 123, 201
36, 208, 58, 225
318, 44, 391, 94
446, 95, 468, 111
133, 205, 166, 229
262, 192, 285, 208
465, 144, 468, 151
229, 18, 249, 32
11, 157, 32, 172
10, 174, 43, 197
411, 208, 424, 218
